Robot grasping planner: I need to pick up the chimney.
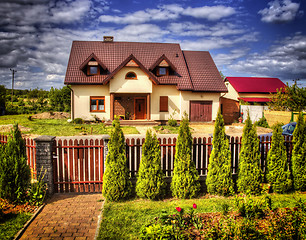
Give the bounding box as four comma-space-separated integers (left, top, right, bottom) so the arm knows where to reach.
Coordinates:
103, 36, 114, 42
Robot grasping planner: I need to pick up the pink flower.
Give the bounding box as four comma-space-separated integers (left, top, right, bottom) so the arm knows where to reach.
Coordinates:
176, 207, 182, 212
193, 203, 197, 209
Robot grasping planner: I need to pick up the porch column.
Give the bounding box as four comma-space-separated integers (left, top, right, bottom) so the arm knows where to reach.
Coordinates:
147, 93, 150, 120
110, 93, 114, 120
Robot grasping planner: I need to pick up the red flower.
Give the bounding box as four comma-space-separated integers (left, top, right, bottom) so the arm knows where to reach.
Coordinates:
193, 203, 197, 209
176, 207, 182, 212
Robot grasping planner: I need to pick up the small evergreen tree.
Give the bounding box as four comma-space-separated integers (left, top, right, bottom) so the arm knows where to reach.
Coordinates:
291, 113, 306, 191
171, 113, 200, 199
102, 120, 132, 201
0, 124, 30, 202
237, 113, 263, 195
266, 124, 292, 193
206, 110, 234, 196
136, 130, 166, 200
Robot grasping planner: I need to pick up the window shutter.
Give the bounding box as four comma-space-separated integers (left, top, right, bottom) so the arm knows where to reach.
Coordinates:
160, 96, 168, 112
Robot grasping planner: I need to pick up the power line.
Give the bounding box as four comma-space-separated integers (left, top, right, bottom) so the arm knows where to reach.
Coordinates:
10, 68, 17, 104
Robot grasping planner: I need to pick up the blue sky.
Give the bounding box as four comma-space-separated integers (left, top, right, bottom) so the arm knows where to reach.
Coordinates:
0, 0, 305, 90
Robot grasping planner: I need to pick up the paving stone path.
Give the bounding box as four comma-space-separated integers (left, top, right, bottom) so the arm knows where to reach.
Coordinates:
20, 193, 103, 240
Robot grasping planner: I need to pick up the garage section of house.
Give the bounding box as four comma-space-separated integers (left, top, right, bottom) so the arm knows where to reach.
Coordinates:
190, 101, 212, 122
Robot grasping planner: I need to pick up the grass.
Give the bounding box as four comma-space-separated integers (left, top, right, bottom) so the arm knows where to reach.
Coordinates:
153, 125, 180, 134
0, 114, 139, 136
98, 192, 306, 240
0, 212, 32, 240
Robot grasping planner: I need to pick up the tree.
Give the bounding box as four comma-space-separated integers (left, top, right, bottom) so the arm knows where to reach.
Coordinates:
136, 129, 166, 200
269, 81, 306, 112
102, 120, 132, 201
237, 113, 263, 195
48, 86, 71, 112
266, 124, 292, 193
171, 113, 200, 199
206, 110, 234, 196
0, 124, 31, 202
291, 113, 306, 191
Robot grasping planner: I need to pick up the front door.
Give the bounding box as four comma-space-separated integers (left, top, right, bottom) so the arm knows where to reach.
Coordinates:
135, 98, 146, 119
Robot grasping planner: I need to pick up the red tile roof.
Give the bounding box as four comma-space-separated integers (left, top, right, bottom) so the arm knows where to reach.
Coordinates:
225, 77, 286, 93
64, 41, 226, 92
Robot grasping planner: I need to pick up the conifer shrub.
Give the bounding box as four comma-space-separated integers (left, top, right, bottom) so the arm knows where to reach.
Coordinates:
0, 124, 31, 202
254, 116, 269, 128
136, 129, 166, 200
266, 124, 292, 193
237, 114, 263, 195
171, 112, 200, 199
102, 120, 132, 201
291, 113, 306, 191
206, 110, 234, 196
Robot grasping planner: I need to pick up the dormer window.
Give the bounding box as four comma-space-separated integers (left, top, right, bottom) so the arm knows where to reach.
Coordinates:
157, 67, 168, 76
125, 72, 137, 79
87, 61, 100, 75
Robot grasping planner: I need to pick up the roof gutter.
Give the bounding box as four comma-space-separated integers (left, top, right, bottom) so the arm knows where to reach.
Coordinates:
67, 85, 74, 120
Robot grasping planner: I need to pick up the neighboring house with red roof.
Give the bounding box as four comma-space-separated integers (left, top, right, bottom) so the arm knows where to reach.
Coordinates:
64, 37, 227, 122
221, 77, 286, 123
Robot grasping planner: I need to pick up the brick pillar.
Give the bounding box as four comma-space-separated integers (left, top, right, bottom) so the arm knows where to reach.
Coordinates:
34, 135, 56, 196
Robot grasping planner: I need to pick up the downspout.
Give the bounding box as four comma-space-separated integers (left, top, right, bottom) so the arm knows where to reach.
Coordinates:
67, 85, 74, 120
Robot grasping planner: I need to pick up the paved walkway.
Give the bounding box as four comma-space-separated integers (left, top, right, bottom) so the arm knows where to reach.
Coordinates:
20, 193, 103, 240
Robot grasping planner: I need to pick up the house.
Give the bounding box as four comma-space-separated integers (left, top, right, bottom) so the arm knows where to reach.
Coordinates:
64, 37, 227, 123
221, 77, 286, 123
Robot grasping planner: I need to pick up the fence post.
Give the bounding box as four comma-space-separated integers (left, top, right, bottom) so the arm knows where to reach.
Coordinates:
34, 135, 56, 196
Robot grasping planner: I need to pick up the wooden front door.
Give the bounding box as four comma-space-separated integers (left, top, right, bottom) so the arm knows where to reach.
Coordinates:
190, 101, 212, 122
134, 98, 146, 119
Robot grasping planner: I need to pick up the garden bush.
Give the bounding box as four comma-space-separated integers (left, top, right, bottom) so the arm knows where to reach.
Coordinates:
206, 110, 234, 196
237, 113, 263, 195
291, 112, 306, 191
102, 120, 132, 201
136, 129, 166, 200
28, 168, 47, 206
73, 118, 84, 124
171, 113, 200, 199
254, 116, 270, 128
266, 124, 292, 193
0, 124, 31, 202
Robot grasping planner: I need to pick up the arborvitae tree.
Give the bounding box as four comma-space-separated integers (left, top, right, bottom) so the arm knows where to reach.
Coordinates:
0, 124, 30, 202
171, 113, 200, 199
102, 120, 132, 201
136, 129, 166, 200
206, 110, 234, 196
237, 114, 263, 195
266, 124, 292, 193
291, 113, 306, 191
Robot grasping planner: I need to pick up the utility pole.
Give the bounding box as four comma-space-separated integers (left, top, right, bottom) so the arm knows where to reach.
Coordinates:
10, 68, 17, 104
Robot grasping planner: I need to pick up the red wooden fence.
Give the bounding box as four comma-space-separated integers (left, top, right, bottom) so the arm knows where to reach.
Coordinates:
0, 134, 36, 179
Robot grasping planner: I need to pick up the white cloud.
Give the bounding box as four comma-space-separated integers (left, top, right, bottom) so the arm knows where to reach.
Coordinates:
258, 0, 301, 23
213, 48, 249, 66
183, 5, 235, 21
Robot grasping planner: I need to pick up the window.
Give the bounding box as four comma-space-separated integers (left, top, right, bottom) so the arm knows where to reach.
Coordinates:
90, 96, 105, 112
160, 96, 168, 112
125, 72, 137, 79
157, 67, 167, 76
87, 66, 100, 75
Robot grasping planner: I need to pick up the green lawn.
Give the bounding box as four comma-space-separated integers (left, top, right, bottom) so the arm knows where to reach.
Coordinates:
0, 114, 139, 136
98, 193, 306, 240
0, 213, 32, 240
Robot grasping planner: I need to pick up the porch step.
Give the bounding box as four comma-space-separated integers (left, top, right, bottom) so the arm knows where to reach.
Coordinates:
105, 120, 160, 126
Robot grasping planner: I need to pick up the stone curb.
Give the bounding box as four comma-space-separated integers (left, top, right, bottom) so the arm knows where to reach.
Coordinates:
94, 199, 106, 240
14, 204, 45, 240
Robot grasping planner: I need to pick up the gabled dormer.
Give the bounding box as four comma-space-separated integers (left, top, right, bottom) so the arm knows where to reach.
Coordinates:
79, 53, 108, 76
149, 54, 177, 77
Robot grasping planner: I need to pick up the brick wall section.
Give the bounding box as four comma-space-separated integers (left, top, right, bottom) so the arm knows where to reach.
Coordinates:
34, 135, 56, 195
114, 96, 134, 119
220, 97, 240, 124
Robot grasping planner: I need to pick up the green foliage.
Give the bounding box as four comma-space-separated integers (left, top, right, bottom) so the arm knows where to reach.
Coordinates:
206, 110, 234, 196
28, 169, 47, 206
167, 109, 178, 127
266, 124, 292, 193
0, 124, 31, 202
291, 113, 306, 191
136, 130, 166, 200
102, 120, 132, 201
254, 116, 270, 128
48, 86, 71, 112
171, 113, 200, 199
140, 224, 175, 240
237, 113, 263, 195
73, 118, 84, 124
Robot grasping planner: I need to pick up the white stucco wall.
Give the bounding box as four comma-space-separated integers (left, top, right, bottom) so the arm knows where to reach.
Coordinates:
72, 85, 110, 121
222, 82, 239, 101
109, 67, 152, 93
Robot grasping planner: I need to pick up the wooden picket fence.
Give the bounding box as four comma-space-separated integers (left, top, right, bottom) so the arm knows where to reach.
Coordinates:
0, 134, 36, 179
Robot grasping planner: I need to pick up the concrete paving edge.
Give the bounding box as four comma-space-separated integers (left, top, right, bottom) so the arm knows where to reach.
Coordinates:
94, 199, 106, 240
